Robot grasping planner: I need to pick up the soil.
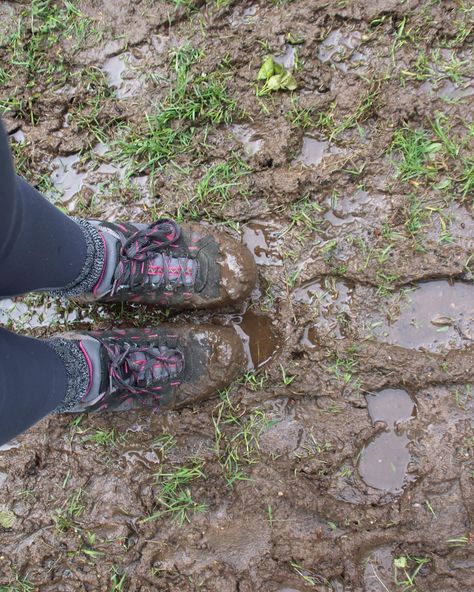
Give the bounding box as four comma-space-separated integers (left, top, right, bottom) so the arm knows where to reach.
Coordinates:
0, 0, 473, 590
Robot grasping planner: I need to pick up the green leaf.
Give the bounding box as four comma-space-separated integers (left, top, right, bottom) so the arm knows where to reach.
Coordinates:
257, 56, 275, 80
267, 74, 284, 90
0, 509, 15, 528
394, 556, 407, 569
280, 72, 298, 90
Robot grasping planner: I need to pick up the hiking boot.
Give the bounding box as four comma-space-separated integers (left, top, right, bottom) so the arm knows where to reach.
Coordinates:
77, 218, 257, 309
57, 324, 245, 412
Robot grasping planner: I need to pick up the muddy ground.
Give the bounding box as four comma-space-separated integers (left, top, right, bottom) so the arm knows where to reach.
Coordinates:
0, 0, 473, 590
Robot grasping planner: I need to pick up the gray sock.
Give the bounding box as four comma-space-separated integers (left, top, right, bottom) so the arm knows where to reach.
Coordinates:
45, 338, 90, 413
49, 218, 105, 298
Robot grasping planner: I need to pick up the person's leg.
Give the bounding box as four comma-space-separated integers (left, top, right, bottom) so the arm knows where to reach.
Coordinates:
0, 120, 104, 298
0, 329, 69, 446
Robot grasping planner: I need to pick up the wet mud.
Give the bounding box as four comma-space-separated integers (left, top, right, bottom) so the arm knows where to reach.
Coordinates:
1, 0, 473, 590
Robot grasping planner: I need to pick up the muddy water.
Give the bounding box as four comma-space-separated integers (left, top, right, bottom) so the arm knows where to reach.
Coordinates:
318, 29, 366, 72
241, 219, 284, 266
49, 154, 86, 209
274, 45, 296, 69
232, 310, 281, 370
359, 389, 416, 492
292, 136, 343, 167
230, 124, 264, 156
375, 280, 474, 351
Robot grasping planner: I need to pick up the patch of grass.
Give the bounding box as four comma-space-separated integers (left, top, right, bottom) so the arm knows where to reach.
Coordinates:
390, 127, 441, 181
329, 348, 359, 384
0, 576, 33, 592
393, 555, 430, 592
143, 460, 207, 524
114, 45, 237, 177
3, 0, 94, 89
82, 428, 127, 447
212, 387, 277, 486
53, 489, 85, 532
110, 567, 127, 591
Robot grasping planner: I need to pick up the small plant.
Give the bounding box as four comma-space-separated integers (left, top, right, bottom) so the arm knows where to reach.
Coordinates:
0, 509, 15, 528
257, 56, 297, 96
143, 461, 207, 524
393, 555, 430, 591
53, 490, 85, 532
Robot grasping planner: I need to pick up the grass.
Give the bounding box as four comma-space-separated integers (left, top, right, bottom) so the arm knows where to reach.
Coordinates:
0, 0, 95, 92
53, 489, 85, 532
143, 460, 207, 524
393, 555, 430, 592
390, 116, 474, 198
113, 45, 237, 178
212, 386, 277, 486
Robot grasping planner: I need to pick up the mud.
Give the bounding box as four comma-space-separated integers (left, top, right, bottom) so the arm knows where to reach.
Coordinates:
0, 0, 473, 590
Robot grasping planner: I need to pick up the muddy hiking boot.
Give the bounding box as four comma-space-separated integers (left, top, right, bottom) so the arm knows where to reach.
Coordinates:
51, 325, 245, 413
76, 218, 257, 309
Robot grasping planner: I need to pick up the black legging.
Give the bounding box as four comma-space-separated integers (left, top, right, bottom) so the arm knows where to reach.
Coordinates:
0, 121, 87, 446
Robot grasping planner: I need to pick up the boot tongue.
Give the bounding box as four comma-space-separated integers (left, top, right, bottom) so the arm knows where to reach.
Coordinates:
78, 336, 106, 407
93, 227, 119, 297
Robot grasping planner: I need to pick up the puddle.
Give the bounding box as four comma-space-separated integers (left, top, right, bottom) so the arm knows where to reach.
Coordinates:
232, 310, 281, 370
0, 297, 98, 332
49, 154, 86, 209
102, 53, 144, 98
323, 190, 370, 227
241, 219, 284, 266
0, 472, 7, 488
318, 29, 366, 72
0, 440, 20, 452
274, 45, 296, 70
11, 129, 25, 143
358, 389, 416, 492
230, 124, 264, 156
419, 79, 474, 100
103, 55, 127, 89
292, 136, 342, 167
375, 280, 474, 351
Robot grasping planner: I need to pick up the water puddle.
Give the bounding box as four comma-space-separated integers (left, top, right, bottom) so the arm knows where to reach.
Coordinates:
232, 310, 281, 370
102, 53, 144, 98
103, 55, 127, 89
292, 136, 342, 167
230, 124, 264, 156
375, 280, 474, 351
0, 472, 7, 488
241, 219, 284, 266
49, 154, 86, 209
358, 389, 416, 492
318, 29, 366, 72
274, 45, 296, 70
323, 190, 370, 227
419, 79, 474, 100
0, 297, 98, 332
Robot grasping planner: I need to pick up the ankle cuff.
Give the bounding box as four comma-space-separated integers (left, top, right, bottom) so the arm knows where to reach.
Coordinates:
49, 218, 105, 298
45, 338, 90, 413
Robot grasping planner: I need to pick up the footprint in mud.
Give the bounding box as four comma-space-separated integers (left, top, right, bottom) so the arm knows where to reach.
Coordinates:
358, 389, 416, 493
231, 309, 281, 370
374, 280, 474, 351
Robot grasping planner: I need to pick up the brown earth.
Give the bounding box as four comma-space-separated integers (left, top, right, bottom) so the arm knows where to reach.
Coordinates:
0, 0, 473, 590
